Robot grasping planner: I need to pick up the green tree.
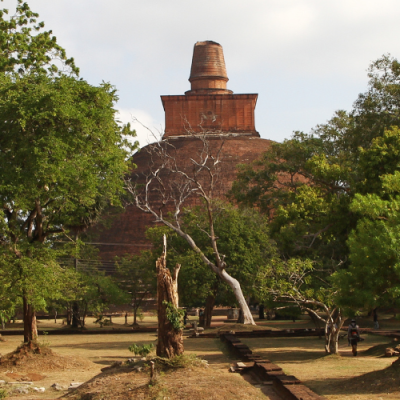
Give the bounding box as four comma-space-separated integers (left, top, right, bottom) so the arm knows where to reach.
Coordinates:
114, 251, 157, 326
333, 129, 400, 311
0, 1, 137, 343
231, 55, 400, 352
146, 202, 276, 326
76, 268, 128, 327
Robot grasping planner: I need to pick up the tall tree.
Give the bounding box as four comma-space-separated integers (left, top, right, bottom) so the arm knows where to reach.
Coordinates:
0, 1, 137, 343
333, 128, 400, 311
231, 55, 400, 352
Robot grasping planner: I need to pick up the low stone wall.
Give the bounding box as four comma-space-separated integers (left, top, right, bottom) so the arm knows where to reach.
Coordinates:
0, 327, 157, 335
221, 333, 326, 400
194, 327, 324, 339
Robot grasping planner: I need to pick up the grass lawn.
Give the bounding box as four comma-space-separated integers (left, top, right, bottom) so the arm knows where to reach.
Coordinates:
0, 333, 268, 400
1, 313, 400, 399
241, 333, 400, 400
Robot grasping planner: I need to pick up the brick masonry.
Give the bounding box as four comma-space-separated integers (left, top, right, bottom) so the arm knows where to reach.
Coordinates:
221, 333, 326, 400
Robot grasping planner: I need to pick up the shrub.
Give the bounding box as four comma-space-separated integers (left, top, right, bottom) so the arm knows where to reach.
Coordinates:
128, 343, 154, 357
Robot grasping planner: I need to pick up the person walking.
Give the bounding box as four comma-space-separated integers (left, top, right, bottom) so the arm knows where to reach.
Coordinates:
348, 319, 361, 356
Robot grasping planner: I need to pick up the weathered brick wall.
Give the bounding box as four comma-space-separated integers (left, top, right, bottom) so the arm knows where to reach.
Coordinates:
161, 94, 258, 137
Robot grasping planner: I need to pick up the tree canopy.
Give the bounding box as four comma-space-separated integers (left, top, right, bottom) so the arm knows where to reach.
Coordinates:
0, 0, 78, 76
0, 0, 137, 342
230, 55, 400, 351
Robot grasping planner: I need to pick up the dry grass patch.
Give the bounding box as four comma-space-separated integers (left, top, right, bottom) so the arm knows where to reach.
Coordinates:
0, 342, 93, 372
62, 361, 267, 400
0, 334, 257, 399
242, 334, 400, 400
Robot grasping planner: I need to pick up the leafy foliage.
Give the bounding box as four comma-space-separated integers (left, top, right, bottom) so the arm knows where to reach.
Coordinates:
230, 55, 400, 347
0, 1, 138, 339
148, 202, 276, 307
0, 388, 7, 399
333, 138, 400, 310
128, 343, 154, 357
114, 251, 156, 324
162, 300, 184, 331
0, 0, 78, 76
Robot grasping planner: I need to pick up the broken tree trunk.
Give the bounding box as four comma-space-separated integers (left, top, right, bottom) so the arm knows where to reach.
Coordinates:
156, 235, 184, 358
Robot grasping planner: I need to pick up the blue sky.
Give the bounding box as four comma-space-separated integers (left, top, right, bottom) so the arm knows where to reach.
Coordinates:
3, 0, 400, 146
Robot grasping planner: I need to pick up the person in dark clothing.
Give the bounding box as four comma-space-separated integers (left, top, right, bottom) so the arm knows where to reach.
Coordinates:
348, 319, 360, 356
199, 309, 205, 327
183, 310, 188, 327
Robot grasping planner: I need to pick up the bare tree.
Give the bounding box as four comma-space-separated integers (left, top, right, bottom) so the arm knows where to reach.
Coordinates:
125, 129, 256, 325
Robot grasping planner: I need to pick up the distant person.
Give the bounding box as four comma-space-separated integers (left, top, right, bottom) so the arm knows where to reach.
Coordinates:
373, 309, 379, 329
348, 319, 361, 356
183, 310, 188, 326
199, 309, 205, 327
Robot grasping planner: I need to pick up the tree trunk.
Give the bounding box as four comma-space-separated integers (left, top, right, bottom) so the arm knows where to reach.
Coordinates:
325, 323, 340, 354
324, 310, 344, 355
66, 305, 72, 325
1, 317, 5, 330
72, 302, 80, 328
133, 307, 137, 325
219, 269, 255, 324
156, 235, 184, 358
125, 312, 128, 325
54, 309, 57, 323
204, 294, 215, 329
22, 296, 37, 344
81, 304, 88, 327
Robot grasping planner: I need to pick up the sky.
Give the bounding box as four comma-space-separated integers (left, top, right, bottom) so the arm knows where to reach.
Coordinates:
3, 0, 400, 147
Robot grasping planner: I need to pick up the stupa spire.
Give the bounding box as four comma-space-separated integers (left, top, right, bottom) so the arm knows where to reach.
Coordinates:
186, 41, 233, 95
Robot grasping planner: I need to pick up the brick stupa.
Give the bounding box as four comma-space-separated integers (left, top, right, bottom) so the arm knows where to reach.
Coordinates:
94, 41, 272, 262
162, 41, 258, 137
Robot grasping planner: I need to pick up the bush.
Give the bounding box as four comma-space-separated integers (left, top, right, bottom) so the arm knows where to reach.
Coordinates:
94, 315, 111, 328
0, 388, 7, 399
137, 308, 145, 322
128, 343, 154, 357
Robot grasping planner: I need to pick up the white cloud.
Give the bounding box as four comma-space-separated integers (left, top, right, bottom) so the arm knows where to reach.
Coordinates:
116, 108, 164, 148
3, 0, 400, 142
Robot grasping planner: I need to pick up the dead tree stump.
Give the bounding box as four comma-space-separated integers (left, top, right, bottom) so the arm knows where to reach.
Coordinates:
156, 235, 184, 358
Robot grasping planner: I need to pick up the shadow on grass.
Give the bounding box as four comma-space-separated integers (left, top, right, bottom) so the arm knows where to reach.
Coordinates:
91, 356, 130, 365
306, 363, 400, 397
50, 338, 157, 351
184, 338, 236, 364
